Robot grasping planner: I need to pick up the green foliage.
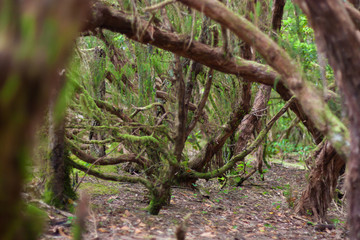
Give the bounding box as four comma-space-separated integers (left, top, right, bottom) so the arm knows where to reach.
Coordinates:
77, 182, 120, 196
280, 2, 334, 83
39, 0, 341, 217
281, 15, 315, 65
186, 131, 202, 151
282, 184, 295, 208
22, 204, 47, 240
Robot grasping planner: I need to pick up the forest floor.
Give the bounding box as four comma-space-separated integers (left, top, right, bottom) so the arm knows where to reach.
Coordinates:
40, 158, 348, 240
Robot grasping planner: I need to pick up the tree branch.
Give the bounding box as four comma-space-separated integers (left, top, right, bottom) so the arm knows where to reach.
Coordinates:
86, 3, 279, 86
185, 97, 296, 179
177, 0, 349, 159
67, 139, 146, 165
174, 55, 187, 161
67, 158, 153, 190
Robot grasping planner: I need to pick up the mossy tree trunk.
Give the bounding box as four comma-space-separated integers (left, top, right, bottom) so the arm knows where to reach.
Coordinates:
147, 182, 172, 215
0, 1, 88, 238
89, 47, 107, 157
45, 96, 76, 209
297, 0, 360, 237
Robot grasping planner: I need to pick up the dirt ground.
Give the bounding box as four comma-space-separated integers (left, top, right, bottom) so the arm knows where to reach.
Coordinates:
40, 161, 348, 240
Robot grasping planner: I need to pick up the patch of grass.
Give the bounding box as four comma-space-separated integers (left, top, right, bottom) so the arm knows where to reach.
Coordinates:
78, 182, 120, 196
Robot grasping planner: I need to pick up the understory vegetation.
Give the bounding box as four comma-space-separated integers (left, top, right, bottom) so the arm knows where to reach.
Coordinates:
2, 0, 360, 239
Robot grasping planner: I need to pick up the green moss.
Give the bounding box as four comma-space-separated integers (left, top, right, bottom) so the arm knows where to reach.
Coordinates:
44, 152, 77, 210
97, 165, 120, 174
43, 188, 61, 208
116, 133, 160, 145
145, 186, 171, 215
72, 163, 119, 178
77, 182, 120, 196
146, 199, 164, 215
22, 204, 47, 240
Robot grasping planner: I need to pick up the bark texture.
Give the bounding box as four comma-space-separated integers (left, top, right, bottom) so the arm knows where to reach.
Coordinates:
0, 1, 89, 238
46, 101, 75, 207
234, 85, 271, 154
297, 0, 360, 237
271, 0, 286, 33
295, 141, 345, 220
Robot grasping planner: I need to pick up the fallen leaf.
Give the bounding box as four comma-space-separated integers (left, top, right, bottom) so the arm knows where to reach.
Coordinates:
124, 210, 131, 217
120, 225, 130, 231
135, 228, 142, 234
200, 232, 215, 237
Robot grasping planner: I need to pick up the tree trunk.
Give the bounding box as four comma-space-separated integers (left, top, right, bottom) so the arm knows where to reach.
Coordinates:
296, 0, 360, 237
89, 47, 106, 157
295, 141, 345, 220
234, 0, 283, 159
0, 1, 88, 238
234, 85, 271, 154
45, 98, 76, 208
147, 183, 172, 215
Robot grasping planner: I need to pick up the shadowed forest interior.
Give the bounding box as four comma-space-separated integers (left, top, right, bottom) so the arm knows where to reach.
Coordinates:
1, 0, 360, 239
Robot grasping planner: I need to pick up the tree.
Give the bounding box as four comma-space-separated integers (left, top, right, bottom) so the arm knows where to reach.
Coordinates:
79, 0, 359, 233
64, 1, 299, 215
3, 0, 360, 238
295, 0, 360, 238
0, 0, 89, 238
60, 0, 349, 217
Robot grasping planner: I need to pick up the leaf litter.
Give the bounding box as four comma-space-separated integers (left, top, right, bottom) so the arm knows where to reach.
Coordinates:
41, 163, 347, 240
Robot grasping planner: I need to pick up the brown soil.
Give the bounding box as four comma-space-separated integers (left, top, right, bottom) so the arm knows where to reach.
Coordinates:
41, 162, 348, 240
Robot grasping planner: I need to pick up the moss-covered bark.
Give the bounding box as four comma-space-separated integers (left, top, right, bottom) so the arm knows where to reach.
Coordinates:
0, 1, 88, 238
147, 186, 172, 215
44, 103, 76, 209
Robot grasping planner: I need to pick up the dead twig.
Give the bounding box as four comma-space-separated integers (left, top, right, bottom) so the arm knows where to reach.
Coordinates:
144, 0, 176, 12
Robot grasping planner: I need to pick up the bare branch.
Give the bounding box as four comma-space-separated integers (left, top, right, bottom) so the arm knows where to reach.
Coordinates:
144, 0, 176, 13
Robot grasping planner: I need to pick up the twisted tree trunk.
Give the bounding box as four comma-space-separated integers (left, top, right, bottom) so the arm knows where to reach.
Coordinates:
295, 141, 345, 220
296, 0, 360, 237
